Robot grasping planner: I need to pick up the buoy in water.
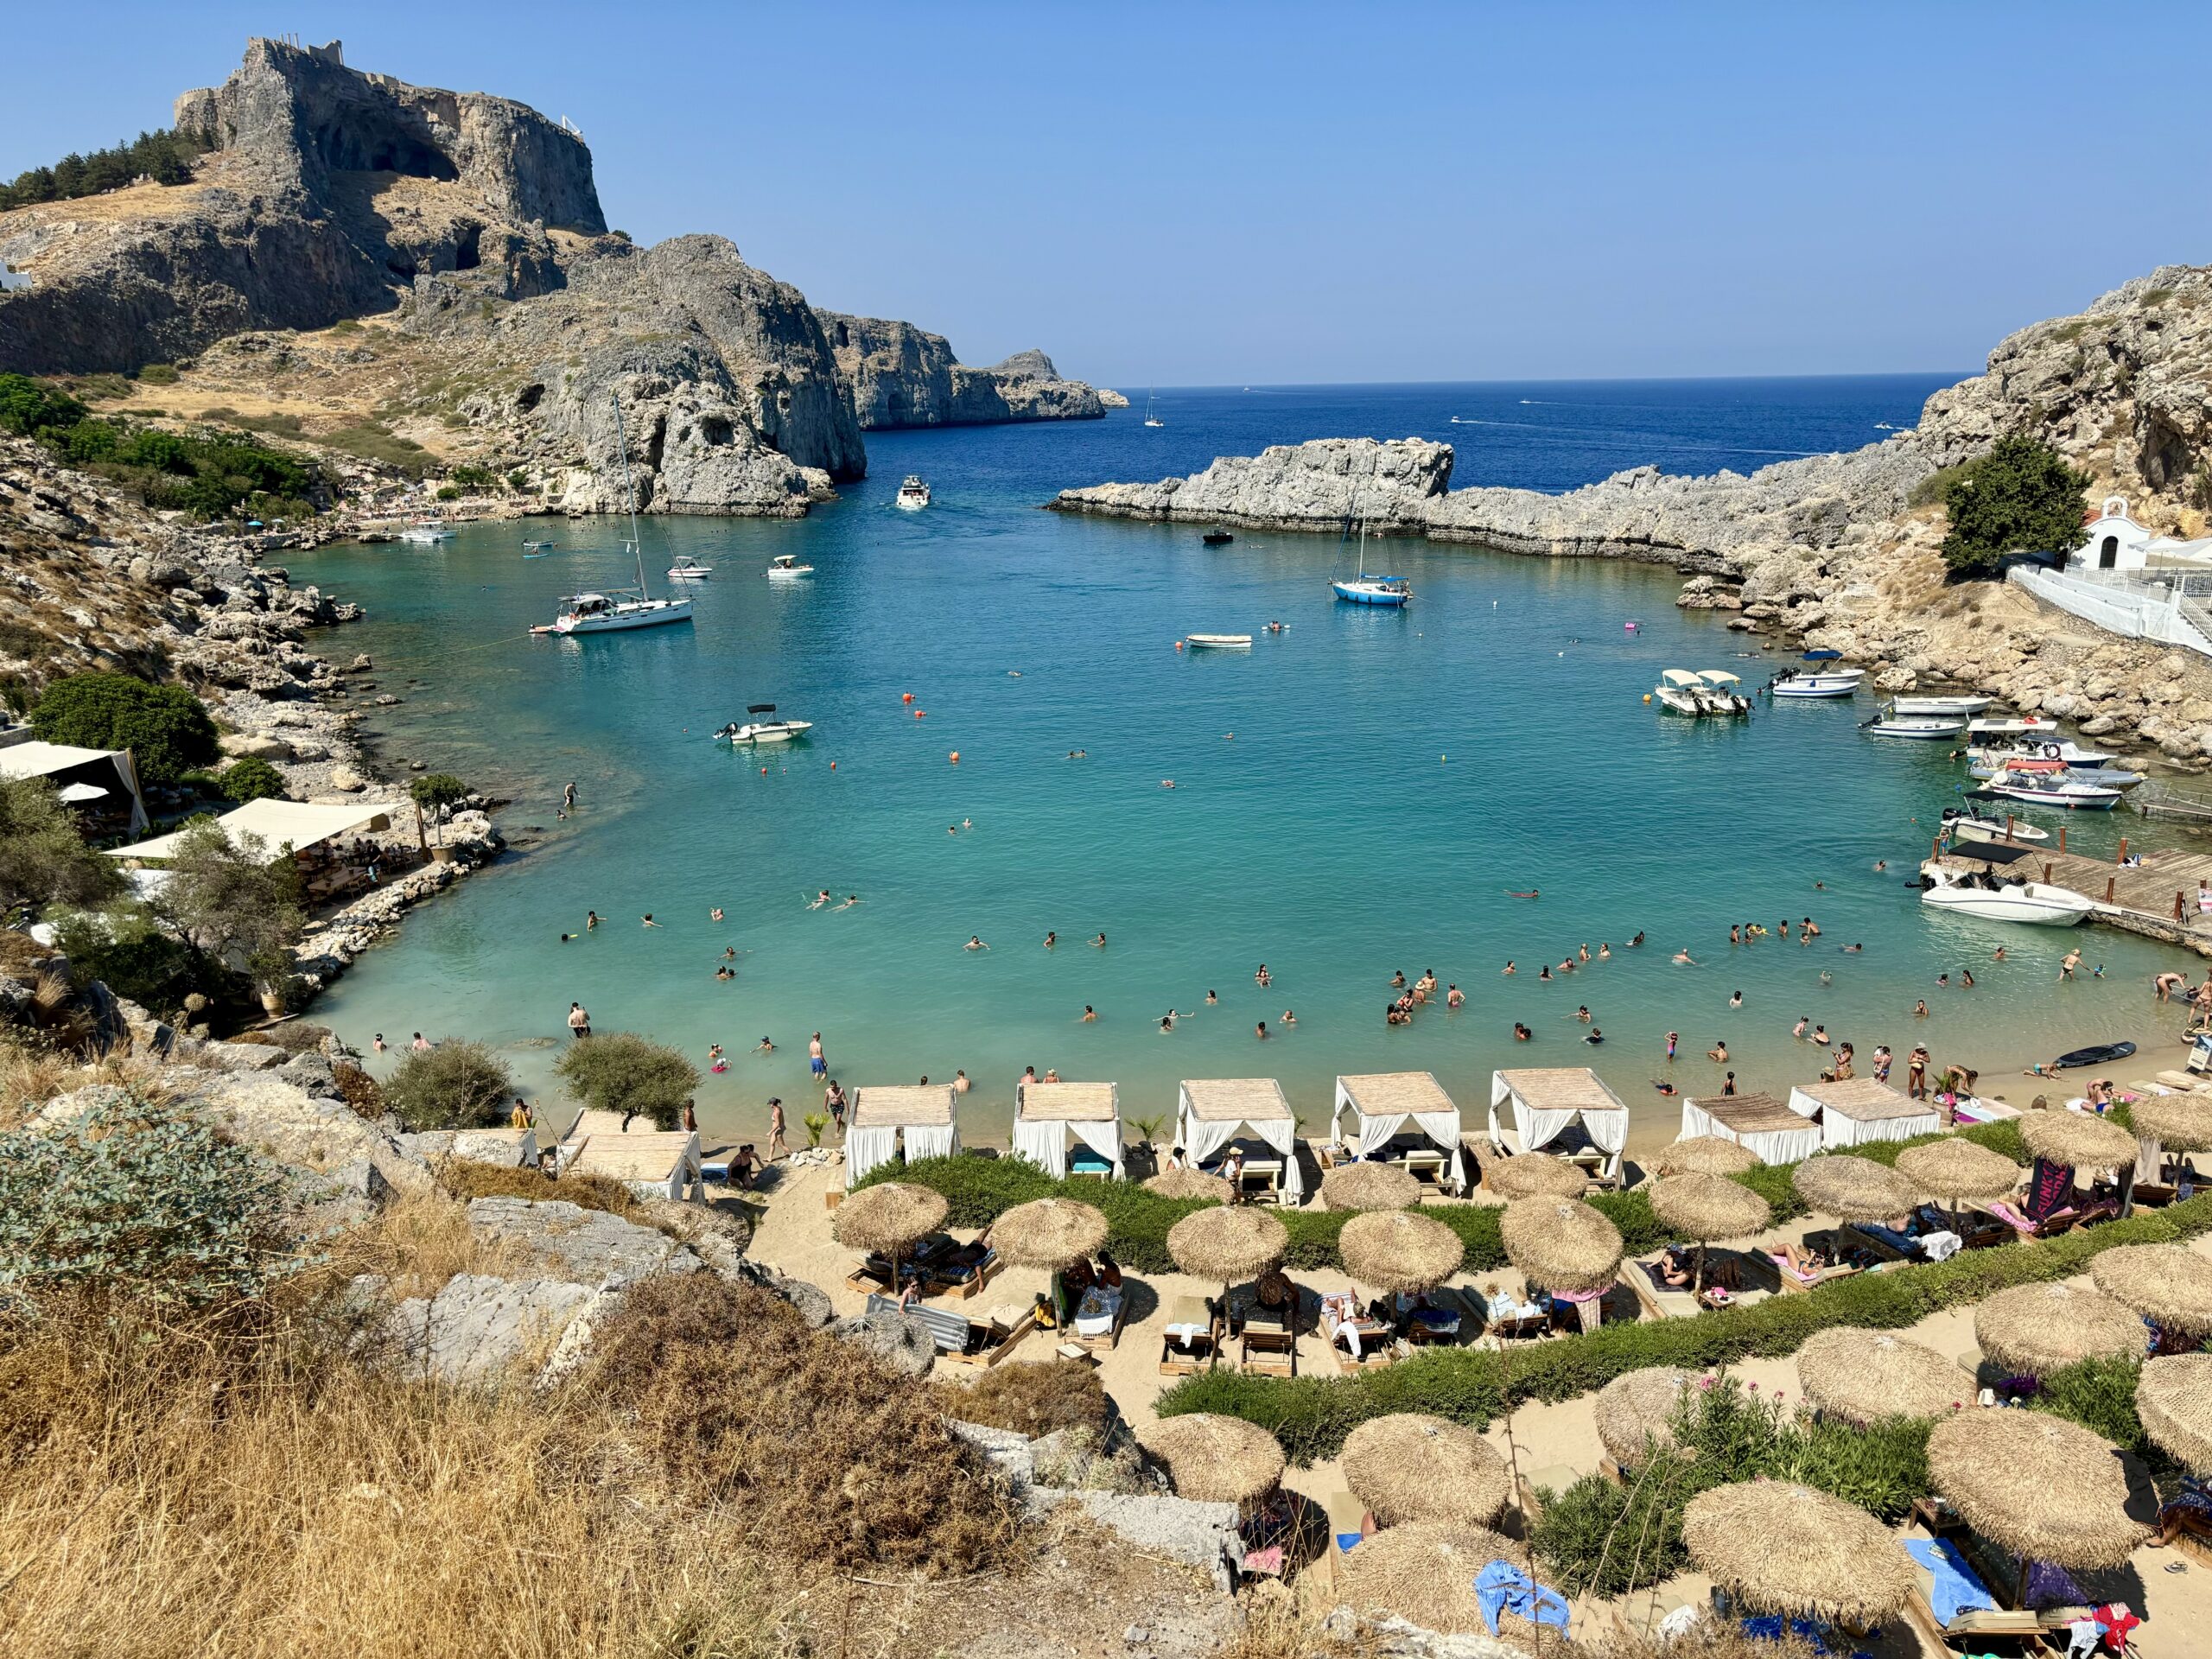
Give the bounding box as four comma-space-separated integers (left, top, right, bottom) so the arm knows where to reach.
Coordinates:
902, 692, 914, 704
1643, 693, 1652, 703
1174, 639, 1185, 651
913, 709, 926, 719
760, 766, 768, 775
949, 751, 960, 763
830, 761, 837, 769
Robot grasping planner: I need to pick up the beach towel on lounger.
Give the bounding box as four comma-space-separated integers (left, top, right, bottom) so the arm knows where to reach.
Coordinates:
1905, 1537, 1994, 1627
2028, 1157, 2076, 1223
1473, 1561, 1570, 1639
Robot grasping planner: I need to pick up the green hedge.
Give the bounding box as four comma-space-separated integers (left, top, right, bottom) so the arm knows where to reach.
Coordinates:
1157, 1193, 2212, 1463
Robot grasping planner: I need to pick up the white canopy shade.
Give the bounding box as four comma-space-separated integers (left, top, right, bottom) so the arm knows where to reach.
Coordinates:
55, 781, 109, 803
844, 1084, 961, 1189
1013, 1081, 1124, 1179
1787, 1078, 1941, 1149
106, 798, 392, 863
1679, 1093, 1821, 1165
0, 739, 149, 830
1662, 669, 1703, 686
1699, 671, 1741, 686
1331, 1071, 1466, 1192
1175, 1077, 1305, 1200
1489, 1068, 1630, 1180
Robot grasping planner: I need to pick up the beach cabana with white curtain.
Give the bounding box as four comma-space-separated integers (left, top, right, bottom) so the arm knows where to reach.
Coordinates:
1013, 1080, 1124, 1179
1174, 1077, 1305, 1202
1679, 1092, 1821, 1166
1331, 1071, 1466, 1192
564, 1129, 704, 1202
844, 1084, 960, 1189
1488, 1068, 1630, 1182
1787, 1077, 1940, 1149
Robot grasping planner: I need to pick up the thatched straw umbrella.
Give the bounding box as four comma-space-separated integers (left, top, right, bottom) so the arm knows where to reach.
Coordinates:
1321, 1160, 1422, 1212
1139, 1413, 1285, 1507
1486, 1153, 1588, 1199
2131, 1092, 2212, 1153
1895, 1137, 2021, 1225
989, 1197, 1109, 1269
1796, 1327, 1967, 1425
2137, 1352, 2212, 1473
2090, 1242, 2212, 1338
1342, 1414, 1511, 1528
1501, 1198, 1623, 1332
1341, 1522, 1531, 1640
1655, 1135, 1758, 1177
1166, 1205, 1289, 1365
1973, 1281, 2145, 1376
1594, 1367, 1692, 1470
1929, 1410, 2152, 1594
2019, 1109, 2139, 1173
1649, 1172, 1770, 1292
1791, 1154, 1919, 1223
1338, 1210, 1465, 1296
1683, 1481, 1915, 1624
1143, 1166, 1233, 1203
830, 1181, 948, 1288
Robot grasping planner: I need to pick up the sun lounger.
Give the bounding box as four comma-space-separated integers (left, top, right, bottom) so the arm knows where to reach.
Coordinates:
1766, 1238, 1859, 1294
1068, 1147, 1114, 1180
1160, 1294, 1220, 1375
1902, 1535, 2042, 1649
925, 1243, 1001, 1300
1320, 1291, 1395, 1370
1980, 1198, 2078, 1240
1071, 1283, 1128, 1355
861, 1293, 1029, 1370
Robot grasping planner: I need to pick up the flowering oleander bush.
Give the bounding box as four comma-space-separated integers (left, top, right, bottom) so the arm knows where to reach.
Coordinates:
0, 1090, 300, 1311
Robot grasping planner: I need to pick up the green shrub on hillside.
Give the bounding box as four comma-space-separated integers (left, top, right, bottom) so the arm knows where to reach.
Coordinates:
1938, 435, 2093, 576
0, 373, 87, 437
26, 404, 319, 522
0, 127, 210, 211
0, 774, 122, 912
382, 1040, 516, 1132
30, 672, 219, 785
219, 756, 289, 804
556, 1033, 699, 1132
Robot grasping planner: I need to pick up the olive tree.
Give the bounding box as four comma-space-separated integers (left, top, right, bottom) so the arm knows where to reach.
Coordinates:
381, 1040, 514, 1131
555, 1032, 698, 1131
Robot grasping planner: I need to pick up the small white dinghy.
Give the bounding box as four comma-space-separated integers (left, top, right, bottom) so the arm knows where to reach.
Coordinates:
1769, 667, 1865, 698
1941, 807, 2050, 846
1889, 693, 1993, 716
1862, 712, 1966, 741
1967, 716, 2063, 739
1921, 866, 2094, 926
1185, 633, 1253, 650
766, 554, 814, 581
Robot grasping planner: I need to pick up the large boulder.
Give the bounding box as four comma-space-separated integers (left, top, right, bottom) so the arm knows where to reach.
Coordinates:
464, 1195, 702, 1286
385, 1271, 604, 1385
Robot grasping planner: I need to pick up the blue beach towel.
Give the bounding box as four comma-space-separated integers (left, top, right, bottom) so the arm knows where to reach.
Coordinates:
1472, 1560, 1570, 1638
1905, 1537, 1994, 1626
1739, 1614, 1830, 1652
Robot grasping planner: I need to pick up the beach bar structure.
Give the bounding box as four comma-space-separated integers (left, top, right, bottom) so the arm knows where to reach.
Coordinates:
105, 798, 393, 863
1175, 1077, 1306, 1203
1012, 1080, 1124, 1179
1787, 1077, 1940, 1150
1489, 1068, 1630, 1182
563, 1129, 704, 1201
845, 1084, 960, 1189
1331, 1071, 1467, 1192
0, 737, 149, 833
1679, 1092, 1821, 1166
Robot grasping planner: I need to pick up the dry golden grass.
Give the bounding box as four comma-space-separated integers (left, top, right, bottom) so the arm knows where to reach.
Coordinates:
938, 1357, 1110, 1438
435, 1157, 641, 1218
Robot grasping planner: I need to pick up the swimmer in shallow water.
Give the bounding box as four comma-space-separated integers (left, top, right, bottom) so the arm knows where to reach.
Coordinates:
809, 890, 830, 909
965, 935, 989, 950
834, 894, 860, 910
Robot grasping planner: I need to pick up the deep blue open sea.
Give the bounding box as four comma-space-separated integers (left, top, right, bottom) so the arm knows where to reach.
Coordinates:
287, 378, 2196, 1147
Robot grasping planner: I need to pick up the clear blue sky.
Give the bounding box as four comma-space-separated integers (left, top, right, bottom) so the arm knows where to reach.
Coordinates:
8, 2, 2205, 386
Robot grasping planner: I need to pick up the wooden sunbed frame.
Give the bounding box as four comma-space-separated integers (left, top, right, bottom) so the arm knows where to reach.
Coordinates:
1900, 1532, 2044, 1654
1073, 1289, 1129, 1357
1159, 1297, 1220, 1376
861, 1294, 1030, 1370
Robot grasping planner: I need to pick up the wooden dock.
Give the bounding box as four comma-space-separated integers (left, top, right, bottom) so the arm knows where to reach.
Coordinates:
1929, 834, 2212, 956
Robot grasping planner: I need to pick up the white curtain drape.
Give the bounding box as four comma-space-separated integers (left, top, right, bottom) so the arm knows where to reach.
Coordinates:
1819, 1106, 1938, 1150
1679, 1101, 1821, 1166
1255, 1114, 1304, 1199
1176, 1090, 1300, 1198
1513, 1098, 1580, 1157
906, 1122, 959, 1164
1068, 1116, 1125, 1178
1580, 1107, 1628, 1181
1411, 1109, 1468, 1191
1179, 1099, 1239, 1171
1783, 1086, 1822, 1121
2137, 1135, 2165, 1186
1012, 1116, 1068, 1178
844, 1124, 899, 1189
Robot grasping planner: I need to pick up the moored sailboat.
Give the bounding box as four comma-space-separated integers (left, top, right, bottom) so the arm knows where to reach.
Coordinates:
537, 392, 693, 637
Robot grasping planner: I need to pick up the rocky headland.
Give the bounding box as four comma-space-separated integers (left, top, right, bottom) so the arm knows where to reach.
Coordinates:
1052, 264, 2212, 764
0, 39, 1109, 519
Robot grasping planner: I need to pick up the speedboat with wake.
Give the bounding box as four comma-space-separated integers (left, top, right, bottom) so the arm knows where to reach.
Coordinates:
716, 704, 812, 743
896, 475, 931, 510
1921, 865, 2094, 925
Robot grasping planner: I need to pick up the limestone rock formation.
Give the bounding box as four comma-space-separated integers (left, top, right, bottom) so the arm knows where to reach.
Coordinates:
818, 311, 1107, 429
0, 38, 598, 374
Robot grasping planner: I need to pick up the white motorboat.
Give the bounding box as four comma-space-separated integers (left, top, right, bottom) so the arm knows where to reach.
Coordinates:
1981, 738, 2119, 769
1185, 633, 1253, 650
1941, 807, 2050, 846
398, 518, 454, 544
666, 556, 713, 581
716, 703, 812, 743
895, 475, 931, 510
1967, 716, 2063, 739
1980, 773, 2122, 810
1863, 714, 1967, 740
766, 554, 814, 581
1696, 669, 1751, 715
1921, 866, 2094, 925
1769, 667, 1866, 698
1654, 669, 1707, 716
1968, 754, 2144, 790
535, 391, 694, 638
522, 538, 557, 553
1889, 693, 1993, 716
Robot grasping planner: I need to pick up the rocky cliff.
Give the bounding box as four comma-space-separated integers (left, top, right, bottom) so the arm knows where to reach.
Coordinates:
1053, 264, 2212, 762
817, 312, 1106, 428
0, 38, 596, 375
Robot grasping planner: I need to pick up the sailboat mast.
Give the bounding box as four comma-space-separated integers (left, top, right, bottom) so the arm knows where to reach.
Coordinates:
611, 390, 648, 597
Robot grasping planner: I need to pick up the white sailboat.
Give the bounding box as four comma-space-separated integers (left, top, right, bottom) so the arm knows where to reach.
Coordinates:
538, 392, 694, 637
1330, 486, 1411, 607
1144, 390, 1165, 429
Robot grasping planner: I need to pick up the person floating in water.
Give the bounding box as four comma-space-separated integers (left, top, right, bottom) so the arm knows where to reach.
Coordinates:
834, 894, 860, 910
965, 935, 989, 950
1507, 888, 1540, 899
1091, 932, 1107, 947
809, 889, 830, 909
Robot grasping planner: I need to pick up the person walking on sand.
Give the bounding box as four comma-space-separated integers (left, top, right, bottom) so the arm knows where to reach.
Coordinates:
766, 1097, 788, 1161
823, 1079, 847, 1135
809, 1032, 826, 1077
568, 1002, 592, 1039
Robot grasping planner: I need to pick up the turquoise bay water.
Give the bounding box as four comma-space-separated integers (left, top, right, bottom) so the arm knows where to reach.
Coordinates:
289, 381, 2194, 1147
